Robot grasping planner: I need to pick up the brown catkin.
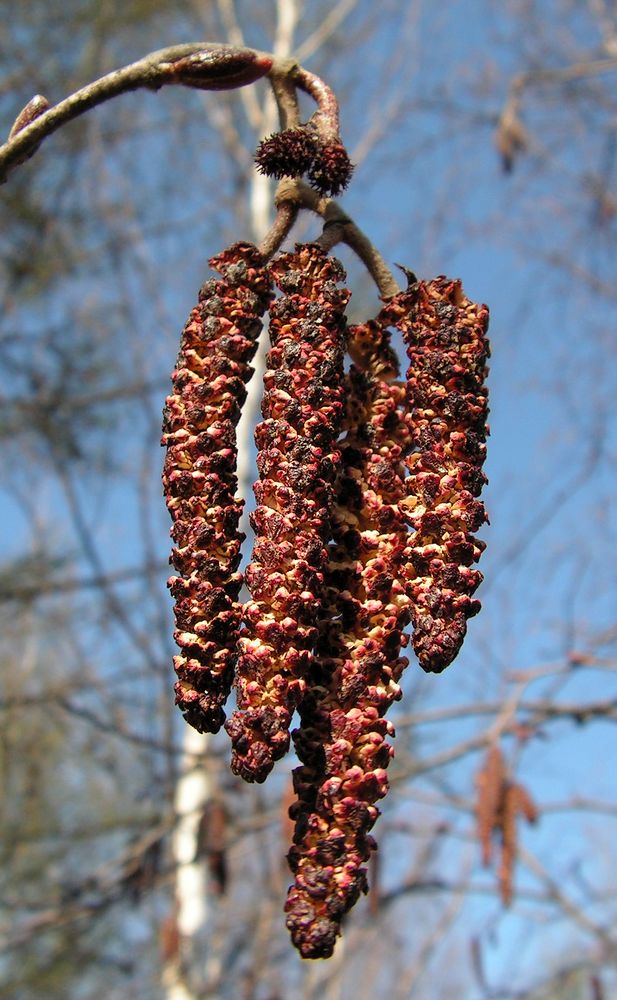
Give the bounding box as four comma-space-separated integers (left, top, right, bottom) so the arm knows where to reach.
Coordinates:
499, 780, 538, 906
284, 319, 413, 959
512, 782, 539, 826
498, 781, 519, 907
381, 276, 490, 673
475, 748, 538, 906
225, 244, 349, 784
476, 744, 506, 865
162, 242, 272, 733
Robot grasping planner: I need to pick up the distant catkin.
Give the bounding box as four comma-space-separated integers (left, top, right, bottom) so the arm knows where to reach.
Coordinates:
381, 276, 490, 673
498, 781, 519, 907
476, 744, 506, 865
225, 244, 348, 783
285, 319, 412, 959
501, 782, 538, 906
162, 243, 272, 733
474, 747, 538, 906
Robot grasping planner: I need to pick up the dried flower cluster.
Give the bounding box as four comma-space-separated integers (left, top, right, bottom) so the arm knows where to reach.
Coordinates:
162, 237, 490, 957
475, 744, 538, 905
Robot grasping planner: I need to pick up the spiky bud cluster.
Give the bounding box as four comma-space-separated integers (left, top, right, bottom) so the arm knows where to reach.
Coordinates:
255, 127, 319, 179
255, 127, 353, 196
307, 141, 354, 196
381, 277, 490, 673
284, 321, 413, 958
162, 242, 272, 732
225, 244, 349, 783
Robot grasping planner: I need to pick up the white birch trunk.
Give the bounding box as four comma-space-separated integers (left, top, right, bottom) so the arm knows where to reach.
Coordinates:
164, 4, 298, 997
162, 727, 213, 1000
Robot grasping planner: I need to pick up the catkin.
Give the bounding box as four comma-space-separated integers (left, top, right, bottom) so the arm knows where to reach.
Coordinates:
285, 320, 412, 958
381, 276, 490, 673
225, 244, 348, 783
162, 243, 272, 732
476, 744, 506, 865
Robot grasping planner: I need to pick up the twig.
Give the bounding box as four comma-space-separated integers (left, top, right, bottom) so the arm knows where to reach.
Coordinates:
258, 199, 299, 258
396, 696, 617, 729
272, 177, 400, 296
519, 846, 617, 951
0, 43, 274, 182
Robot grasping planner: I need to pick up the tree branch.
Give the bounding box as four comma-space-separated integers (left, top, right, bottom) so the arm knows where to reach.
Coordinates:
0, 43, 274, 182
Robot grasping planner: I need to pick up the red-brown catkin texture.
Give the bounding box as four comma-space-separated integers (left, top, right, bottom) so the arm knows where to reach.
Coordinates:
284, 320, 413, 959
381, 277, 490, 673
162, 242, 272, 733
225, 244, 349, 784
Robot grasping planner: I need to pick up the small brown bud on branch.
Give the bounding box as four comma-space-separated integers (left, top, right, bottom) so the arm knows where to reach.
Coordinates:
168, 48, 273, 90
8, 95, 50, 139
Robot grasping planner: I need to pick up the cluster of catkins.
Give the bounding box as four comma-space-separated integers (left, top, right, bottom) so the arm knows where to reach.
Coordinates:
476, 745, 538, 906
162, 235, 489, 957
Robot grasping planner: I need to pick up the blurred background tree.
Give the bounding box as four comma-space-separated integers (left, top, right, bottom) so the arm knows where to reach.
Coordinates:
1, 1, 616, 998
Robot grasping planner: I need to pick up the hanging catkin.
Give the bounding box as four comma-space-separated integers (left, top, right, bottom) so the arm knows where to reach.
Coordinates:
381, 275, 490, 672
225, 244, 348, 783
162, 243, 272, 733
284, 318, 412, 958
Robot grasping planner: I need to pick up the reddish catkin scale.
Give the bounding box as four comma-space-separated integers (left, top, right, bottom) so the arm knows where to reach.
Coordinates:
284, 320, 413, 959
381, 276, 490, 673
162, 243, 272, 733
225, 244, 349, 784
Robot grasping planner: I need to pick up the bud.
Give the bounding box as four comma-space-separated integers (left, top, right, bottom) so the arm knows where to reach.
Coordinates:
8, 94, 50, 139
255, 127, 319, 179
169, 47, 273, 91
254, 129, 353, 197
